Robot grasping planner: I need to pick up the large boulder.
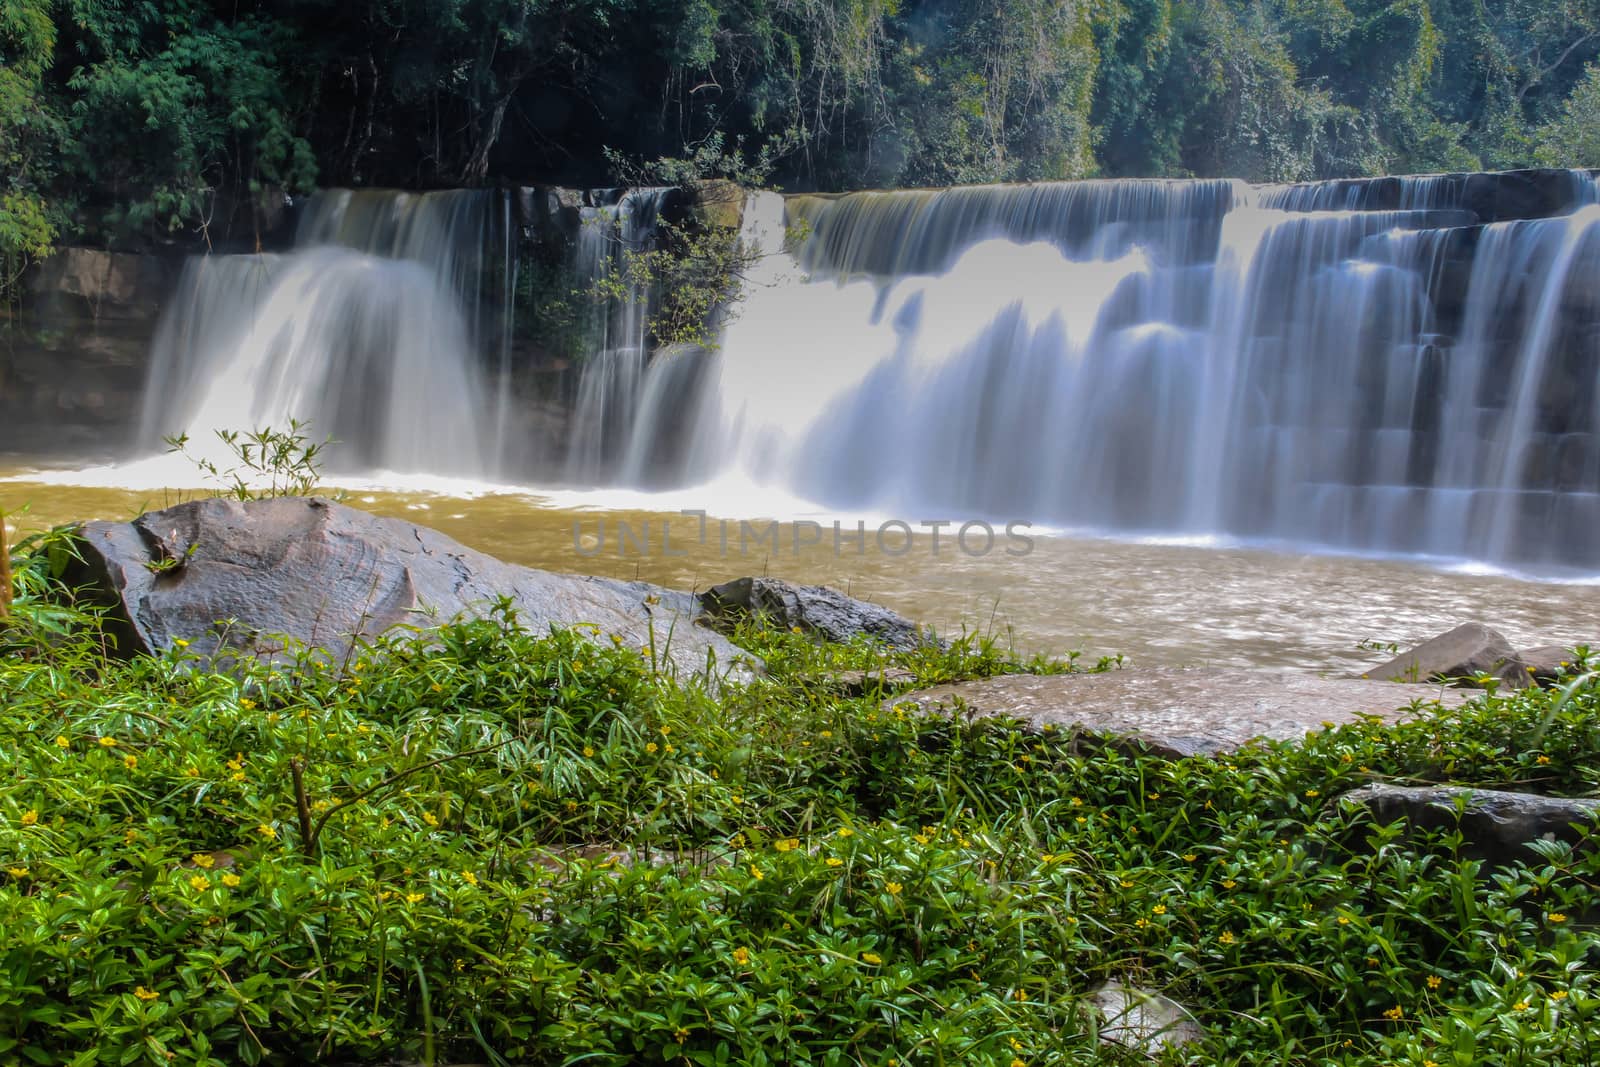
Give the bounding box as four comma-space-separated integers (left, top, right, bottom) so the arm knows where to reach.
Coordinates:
886, 669, 1470, 758
69, 497, 751, 678
1089, 981, 1201, 1057
700, 576, 928, 651
1340, 784, 1600, 865
1363, 622, 1529, 690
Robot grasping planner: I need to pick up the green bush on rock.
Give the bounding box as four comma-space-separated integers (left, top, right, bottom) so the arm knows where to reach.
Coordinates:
2, 577, 1599, 1065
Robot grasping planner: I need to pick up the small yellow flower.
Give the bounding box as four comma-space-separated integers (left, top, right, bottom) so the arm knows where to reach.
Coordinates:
838, 827, 854, 838
732, 947, 750, 965
405, 892, 424, 904
1304, 789, 1320, 798
1513, 1000, 1530, 1011
19, 810, 38, 827
1426, 975, 1442, 989
6, 866, 28, 879
461, 871, 478, 886
1552, 990, 1569, 1001
98, 736, 117, 748
1382, 1006, 1403, 1020
645, 742, 659, 754
123, 754, 138, 770
1134, 918, 1150, 929
1221, 879, 1237, 890
861, 952, 883, 965
884, 881, 902, 895
239, 698, 256, 710
775, 838, 799, 853
54, 735, 70, 749
191, 853, 215, 869
133, 987, 160, 1002
173, 638, 190, 648
256, 824, 276, 840
820, 729, 832, 738
1182, 853, 1196, 862
1548, 912, 1568, 923
185, 766, 199, 777
749, 865, 764, 880
423, 812, 439, 827
826, 857, 844, 868
1337, 916, 1350, 925
231, 771, 246, 783
664, 743, 676, 754
221, 873, 241, 888
226, 754, 244, 772
1119, 879, 1135, 888
1011, 1059, 1026, 1067
188, 874, 209, 891
1152, 904, 1167, 915
582, 746, 595, 758
1218, 931, 1235, 945
1537, 755, 1551, 765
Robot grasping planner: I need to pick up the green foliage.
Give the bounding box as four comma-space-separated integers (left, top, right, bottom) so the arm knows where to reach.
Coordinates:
1536, 61, 1600, 166
2, 556, 1600, 1063
162, 422, 332, 502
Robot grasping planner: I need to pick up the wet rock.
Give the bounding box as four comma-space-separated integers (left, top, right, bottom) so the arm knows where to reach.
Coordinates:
701, 576, 929, 651
28, 247, 175, 319
684, 179, 746, 231
69, 497, 752, 679
886, 669, 1470, 758
1518, 644, 1595, 685
1364, 622, 1529, 689
1089, 981, 1202, 1056
1340, 784, 1600, 864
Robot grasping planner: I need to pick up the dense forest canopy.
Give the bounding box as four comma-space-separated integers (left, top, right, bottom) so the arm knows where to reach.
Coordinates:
1, 0, 1598, 269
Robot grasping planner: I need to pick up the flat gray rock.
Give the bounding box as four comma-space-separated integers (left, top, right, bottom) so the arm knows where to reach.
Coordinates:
1340, 784, 1600, 863
887, 669, 1471, 757
70, 496, 752, 679
1089, 981, 1202, 1057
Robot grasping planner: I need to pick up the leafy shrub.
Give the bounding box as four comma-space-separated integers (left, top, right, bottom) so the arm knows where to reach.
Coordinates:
2, 593, 1599, 1065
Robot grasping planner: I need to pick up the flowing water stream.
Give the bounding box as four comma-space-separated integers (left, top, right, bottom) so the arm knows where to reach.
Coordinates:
6, 169, 1599, 667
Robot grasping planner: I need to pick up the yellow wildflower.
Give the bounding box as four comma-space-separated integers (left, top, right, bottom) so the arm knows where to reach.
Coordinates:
749, 865, 763, 881
98, 736, 117, 748
1011, 1060, 1026, 1067
256, 824, 276, 840
838, 827, 853, 838
861, 951, 883, 964
406, 892, 424, 904
1426, 976, 1441, 990
123, 754, 138, 770
583, 746, 595, 758
732, 947, 750, 965
1537, 755, 1551, 765
221, 873, 241, 888
1382, 1006, 1403, 1021
1182, 853, 1196, 862
775, 838, 799, 853
1513, 1000, 1530, 1012
191, 853, 215, 869
1221, 879, 1237, 889
826, 857, 843, 868
1548, 912, 1568, 924
1219, 931, 1234, 945
54, 735, 69, 749
461, 871, 478, 886
884, 881, 902, 895
6, 867, 28, 879
1152, 904, 1167, 915
188, 874, 209, 891
645, 742, 659, 754
19, 810, 38, 827
133, 987, 160, 1002
1552, 990, 1569, 1001
423, 812, 439, 827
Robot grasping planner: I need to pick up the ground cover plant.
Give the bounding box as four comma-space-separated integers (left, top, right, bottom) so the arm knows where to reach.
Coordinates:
2, 528, 1599, 1065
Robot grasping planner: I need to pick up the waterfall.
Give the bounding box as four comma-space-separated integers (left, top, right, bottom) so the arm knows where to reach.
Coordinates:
138, 189, 514, 477
591, 171, 1600, 572
561, 187, 673, 483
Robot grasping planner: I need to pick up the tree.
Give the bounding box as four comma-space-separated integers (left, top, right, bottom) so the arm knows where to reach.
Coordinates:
1535, 60, 1600, 166
0, 0, 59, 294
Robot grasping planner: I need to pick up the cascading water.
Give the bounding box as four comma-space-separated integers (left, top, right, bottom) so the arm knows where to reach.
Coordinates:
138, 189, 515, 477
561, 188, 673, 483
605, 170, 1600, 572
